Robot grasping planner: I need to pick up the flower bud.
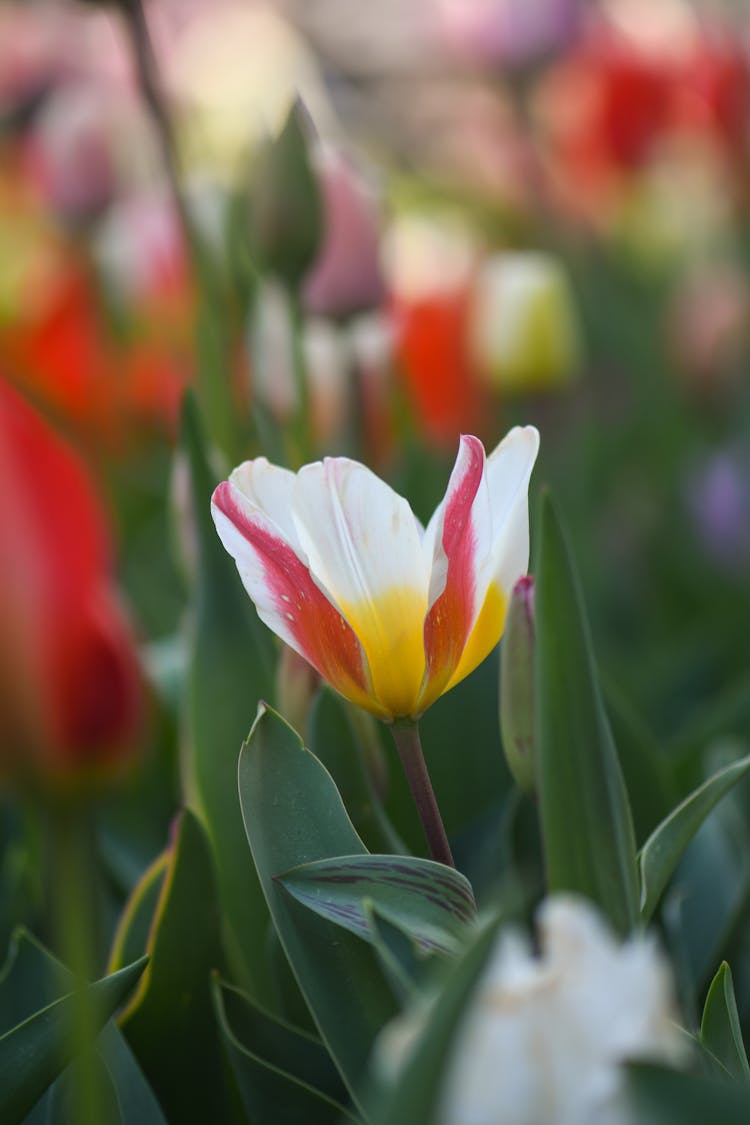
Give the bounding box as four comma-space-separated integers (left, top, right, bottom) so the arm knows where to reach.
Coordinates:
276, 644, 320, 736
499, 575, 536, 792
248, 102, 322, 291
471, 252, 582, 393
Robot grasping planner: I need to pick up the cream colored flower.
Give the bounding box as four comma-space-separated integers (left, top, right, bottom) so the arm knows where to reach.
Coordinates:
378, 895, 686, 1125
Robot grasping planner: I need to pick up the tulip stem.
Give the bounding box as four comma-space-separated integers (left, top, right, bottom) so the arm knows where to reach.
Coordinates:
390, 720, 455, 868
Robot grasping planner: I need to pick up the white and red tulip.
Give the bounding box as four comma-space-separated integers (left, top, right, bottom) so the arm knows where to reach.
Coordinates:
211, 427, 539, 721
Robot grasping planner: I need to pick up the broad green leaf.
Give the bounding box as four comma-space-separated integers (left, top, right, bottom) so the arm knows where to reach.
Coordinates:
120, 809, 235, 1124
367, 915, 502, 1125
238, 705, 398, 1106
627, 1062, 750, 1123
0, 930, 165, 1125
639, 754, 750, 922
277, 855, 476, 955
700, 962, 749, 1080
534, 492, 639, 934
212, 978, 357, 1125
0, 955, 146, 1125
181, 394, 276, 1001
308, 690, 407, 855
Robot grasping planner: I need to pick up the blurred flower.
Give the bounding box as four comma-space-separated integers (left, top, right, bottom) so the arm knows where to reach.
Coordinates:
386, 212, 486, 445
378, 895, 686, 1125
435, 0, 581, 70
0, 380, 141, 784
212, 427, 538, 720
667, 261, 750, 387
0, 262, 187, 446
302, 149, 385, 320
471, 251, 582, 392
686, 450, 750, 571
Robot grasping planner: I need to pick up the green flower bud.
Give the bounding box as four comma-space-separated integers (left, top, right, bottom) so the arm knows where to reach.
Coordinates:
500, 576, 536, 792
248, 102, 323, 290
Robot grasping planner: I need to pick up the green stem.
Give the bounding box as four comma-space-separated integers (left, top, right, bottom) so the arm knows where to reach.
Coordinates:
390, 720, 454, 868
46, 800, 103, 1125
121, 0, 242, 461
287, 287, 313, 465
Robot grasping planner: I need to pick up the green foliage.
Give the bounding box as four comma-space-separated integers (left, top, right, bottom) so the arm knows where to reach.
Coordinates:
534, 491, 639, 934
238, 705, 399, 1106
181, 394, 277, 1000
701, 962, 750, 1080
639, 755, 750, 922
277, 854, 476, 955
0, 932, 149, 1125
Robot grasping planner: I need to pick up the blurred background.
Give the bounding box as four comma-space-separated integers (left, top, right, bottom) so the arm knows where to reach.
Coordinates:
1, 0, 750, 1029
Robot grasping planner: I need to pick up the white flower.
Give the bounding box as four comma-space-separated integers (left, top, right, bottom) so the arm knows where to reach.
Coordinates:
378, 895, 686, 1125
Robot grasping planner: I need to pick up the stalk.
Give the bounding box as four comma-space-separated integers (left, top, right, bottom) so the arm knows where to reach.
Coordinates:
390, 720, 454, 868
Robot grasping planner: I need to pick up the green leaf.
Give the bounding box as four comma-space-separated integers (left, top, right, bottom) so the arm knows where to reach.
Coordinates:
238, 705, 399, 1106
627, 1062, 750, 1123
277, 855, 476, 955
534, 491, 639, 934
367, 915, 502, 1125
364, 905, 434, 1002
108, 852, 169, 973
0, 956, 147, 1125
120, 809, 235, 1124
0, 930, 165, 1125
700, 962, 749, 1080
639, 754, 750, 922
181, 393, 276, 1001
308, 689, 407, 855
212, 977, 357, 1124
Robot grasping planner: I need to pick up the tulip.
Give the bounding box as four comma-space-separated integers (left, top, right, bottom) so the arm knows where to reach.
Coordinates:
471, 252, 582, 392
213, 426, 538, 866
212, 426, 539, 722
0, 379, 141, 784
378, 895, 686, 1125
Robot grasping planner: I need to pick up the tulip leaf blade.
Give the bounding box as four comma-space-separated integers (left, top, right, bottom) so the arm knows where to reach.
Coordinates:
0, 929, 165, 1125
638, 754, 750, 922
0, 953, 147, 1125
627, 1062, 750, 1123
211, 976, 358, 1124
534, 491, 639, 934
700, 962, 750, 1080
238, 705, 399, 1107
119, 808, 235, 1124
276, 854, 475, 955
181, 392, 276, 1001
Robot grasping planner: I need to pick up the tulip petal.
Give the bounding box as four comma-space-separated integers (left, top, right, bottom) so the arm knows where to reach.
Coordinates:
419, 435, 492, 711
292, 458, 428, 718
211, 481, 373, 711
445, 425, 539, 691
228, 458, 301, 550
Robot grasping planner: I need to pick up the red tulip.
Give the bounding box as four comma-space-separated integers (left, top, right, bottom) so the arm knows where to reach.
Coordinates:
0, 379, 141, 783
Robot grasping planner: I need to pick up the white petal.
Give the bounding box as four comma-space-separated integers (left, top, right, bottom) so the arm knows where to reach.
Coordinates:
485, 425, 540, 592
292, 456, 428, 610
228, 457, 301, 550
